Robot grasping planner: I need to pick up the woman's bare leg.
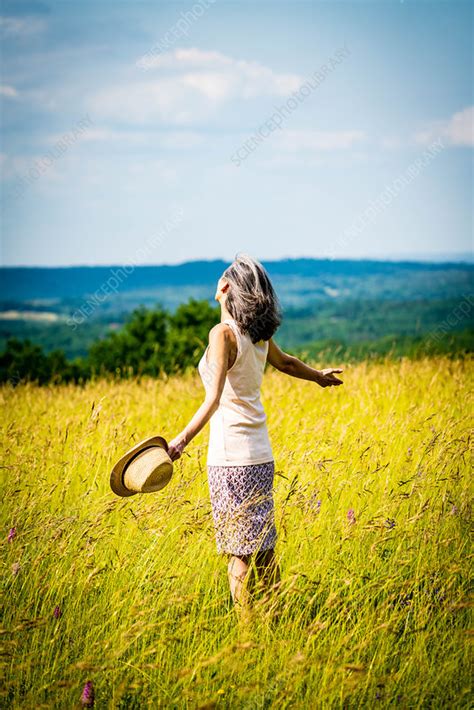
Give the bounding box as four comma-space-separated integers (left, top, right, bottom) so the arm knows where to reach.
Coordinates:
227, 549, 281, 621
227, 554, 254, 621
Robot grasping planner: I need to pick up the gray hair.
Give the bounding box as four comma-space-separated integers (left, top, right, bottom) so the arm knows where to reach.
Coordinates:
223, 253, 282, 343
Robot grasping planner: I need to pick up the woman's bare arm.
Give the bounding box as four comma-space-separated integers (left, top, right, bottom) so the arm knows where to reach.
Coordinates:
267, 337, 343, 387
167, 323, 232, 461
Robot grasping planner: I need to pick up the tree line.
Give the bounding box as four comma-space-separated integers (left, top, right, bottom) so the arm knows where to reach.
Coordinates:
1, 298, 472, 386
0, 299, 219, 385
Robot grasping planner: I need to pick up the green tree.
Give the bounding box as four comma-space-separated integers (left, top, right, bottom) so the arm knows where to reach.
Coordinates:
167, 298, 219, 373
0, 338, 50, 385
87, 305, 169, 377
0, 338, 87, 385
86, 300, 219, 377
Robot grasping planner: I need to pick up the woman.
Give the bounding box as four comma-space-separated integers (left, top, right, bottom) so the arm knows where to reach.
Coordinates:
167, 253, 343, 618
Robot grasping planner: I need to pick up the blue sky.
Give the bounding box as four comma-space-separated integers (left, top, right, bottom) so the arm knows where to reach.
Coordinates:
1, 0, 472, 266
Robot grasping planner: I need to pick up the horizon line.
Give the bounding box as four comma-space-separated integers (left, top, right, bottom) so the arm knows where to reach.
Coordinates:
1, 253, 473, 269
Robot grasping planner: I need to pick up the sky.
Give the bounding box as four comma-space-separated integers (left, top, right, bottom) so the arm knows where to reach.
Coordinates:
0, 0, 472, 267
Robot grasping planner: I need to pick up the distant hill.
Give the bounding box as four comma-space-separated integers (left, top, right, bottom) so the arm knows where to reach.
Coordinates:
0, 258, 472, 361
1, 258, 473, 310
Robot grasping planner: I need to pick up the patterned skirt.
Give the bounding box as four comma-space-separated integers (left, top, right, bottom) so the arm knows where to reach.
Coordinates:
206, 460, 277, 555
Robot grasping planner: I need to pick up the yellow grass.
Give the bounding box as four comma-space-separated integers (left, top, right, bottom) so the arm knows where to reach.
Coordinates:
1, 357, 473, 708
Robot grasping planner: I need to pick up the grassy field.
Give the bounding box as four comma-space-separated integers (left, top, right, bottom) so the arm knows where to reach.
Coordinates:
2, 357, 472, 709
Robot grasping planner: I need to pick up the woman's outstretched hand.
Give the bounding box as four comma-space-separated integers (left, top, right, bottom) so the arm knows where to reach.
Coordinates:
167, 435, 187, 461
316, 368, 344, 387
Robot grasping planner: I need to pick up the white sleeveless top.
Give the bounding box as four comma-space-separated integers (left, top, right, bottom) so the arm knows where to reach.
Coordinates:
198, 318, 274, 466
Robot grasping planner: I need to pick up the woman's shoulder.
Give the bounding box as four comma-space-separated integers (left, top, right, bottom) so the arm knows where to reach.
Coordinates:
209, 321, 234, 337
208, 321, 238, 348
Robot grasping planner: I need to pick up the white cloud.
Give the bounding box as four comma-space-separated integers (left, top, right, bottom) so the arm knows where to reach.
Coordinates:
250, 129, 365, 169
60, 127, 205, 149
89, 47, 303, 125
142, 48, 233, 70
379, 136, 403, 150
157, 131, 205, 149
51, 127, 147, 146
0, 15, 46, 37
415, 106, 474, 147
1, 150, 179, 200
89, 77, 197, 125
180, 72, 236, 101
142, 47, 302, 97
0, 85, 18, 97
275, 129, 365, 152
0, 153, 62, 183
444, 106, 474, 146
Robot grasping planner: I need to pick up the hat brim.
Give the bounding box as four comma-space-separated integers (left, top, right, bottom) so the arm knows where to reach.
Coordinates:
110, 434, 169, 497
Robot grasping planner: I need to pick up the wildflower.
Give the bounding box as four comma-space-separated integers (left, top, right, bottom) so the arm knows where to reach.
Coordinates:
7, 527, 16, 543
53, 605, 62, 619
347, 508, 356, 524
315, 499, 322, 513
450, 505, 458, 515
399, 593, 412, 608
306, 493, 321, 514
12, 562, 21, 576
81, 680, 95, 707
385, 518, 396, 530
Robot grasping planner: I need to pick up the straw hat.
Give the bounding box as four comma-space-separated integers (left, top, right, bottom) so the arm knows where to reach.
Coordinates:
110, 435, 173, 497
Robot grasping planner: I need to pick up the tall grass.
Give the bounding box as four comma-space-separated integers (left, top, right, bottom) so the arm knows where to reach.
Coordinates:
2, 357, 472, 708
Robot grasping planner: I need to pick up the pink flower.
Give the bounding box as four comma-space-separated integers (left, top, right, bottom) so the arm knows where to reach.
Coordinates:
347, 508, 356, 524
81, 680, 95, 707
7, 527, 16, 543
53, 605, 61, 619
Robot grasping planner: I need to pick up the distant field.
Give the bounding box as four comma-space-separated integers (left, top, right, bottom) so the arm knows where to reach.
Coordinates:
1, 298, 473, 361
1, 259, 472, 307
1, 260, 472, 365
2, 358, 472, 708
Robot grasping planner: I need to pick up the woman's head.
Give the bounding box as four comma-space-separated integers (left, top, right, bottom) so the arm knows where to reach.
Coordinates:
215, 253, 282, 343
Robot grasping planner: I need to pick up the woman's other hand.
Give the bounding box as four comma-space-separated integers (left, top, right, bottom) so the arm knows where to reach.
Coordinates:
167, 435, 187, 461
317, 368, 344, 387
